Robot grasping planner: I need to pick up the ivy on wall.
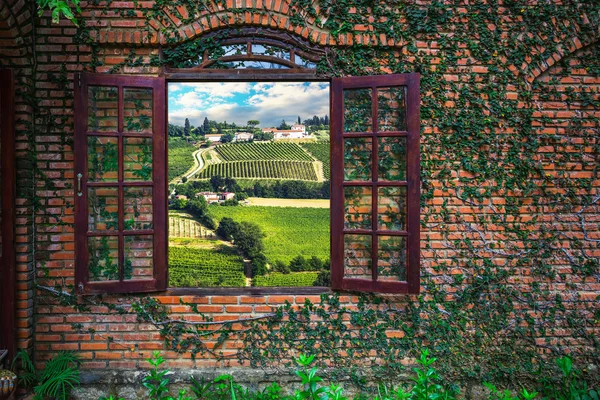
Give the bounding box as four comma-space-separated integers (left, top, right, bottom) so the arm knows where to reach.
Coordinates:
14, 0, 600, 394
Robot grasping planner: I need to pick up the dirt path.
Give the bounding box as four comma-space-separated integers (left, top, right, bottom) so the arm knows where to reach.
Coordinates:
184, 148, 206, 180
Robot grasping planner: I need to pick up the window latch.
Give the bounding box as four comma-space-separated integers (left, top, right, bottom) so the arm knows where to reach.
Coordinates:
77, 173, 82, 196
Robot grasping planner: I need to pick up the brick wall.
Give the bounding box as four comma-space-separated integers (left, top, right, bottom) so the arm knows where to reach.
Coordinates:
0, 0, 598, 393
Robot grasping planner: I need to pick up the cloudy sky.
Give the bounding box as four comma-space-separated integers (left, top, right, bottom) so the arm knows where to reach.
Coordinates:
168, 82, 329, 128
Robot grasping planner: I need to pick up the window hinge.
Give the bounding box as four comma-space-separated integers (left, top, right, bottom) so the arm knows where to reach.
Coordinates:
77, 73, 82, 88
78, 282, 84, 293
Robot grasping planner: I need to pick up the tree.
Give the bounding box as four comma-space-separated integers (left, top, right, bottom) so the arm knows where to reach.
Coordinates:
297, 116, 301, 124
217, 217, 238, 241
221, 132, 235, 143
203, 117, 210, 133
247, 120, 260, 129
184, 118, 191, 140
250, 254, 268, 276
232, 222, 265, 258
289, 255, 308, 271
278, 120, 291, 130
210, 175, 225, 191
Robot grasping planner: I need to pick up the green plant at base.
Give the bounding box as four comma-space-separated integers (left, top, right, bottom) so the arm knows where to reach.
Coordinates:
143, 351, 192, 400
538, 357, 599, 400
12, 350, 80, 400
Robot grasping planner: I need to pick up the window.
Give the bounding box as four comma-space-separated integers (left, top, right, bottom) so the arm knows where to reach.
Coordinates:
331, 75, 420, 294
74, 72, 420, 295
166, 81, 331, 289
74, 74, 167, 294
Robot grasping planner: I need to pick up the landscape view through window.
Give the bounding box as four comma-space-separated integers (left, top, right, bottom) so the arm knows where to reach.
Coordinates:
167, 82, 331, 287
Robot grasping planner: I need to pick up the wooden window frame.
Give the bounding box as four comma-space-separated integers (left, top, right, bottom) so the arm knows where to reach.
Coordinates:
75, 70, 420, 295
0, 69, 16, 365
75, 73, 167, 294
330, 74, 420, 294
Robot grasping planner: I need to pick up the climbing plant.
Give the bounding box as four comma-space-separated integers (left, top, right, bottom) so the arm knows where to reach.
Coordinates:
17, 0, 600, 394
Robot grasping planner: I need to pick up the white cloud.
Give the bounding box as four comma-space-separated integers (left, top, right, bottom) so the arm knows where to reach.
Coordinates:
168, 82, 330, 128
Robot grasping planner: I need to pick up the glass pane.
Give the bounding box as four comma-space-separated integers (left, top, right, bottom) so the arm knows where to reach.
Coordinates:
252, 44, 290, 60
124, 88, 153, 133
87, 136, 118, 182
124, 187, 153, 230
296, 55, 316, 69
377, 236, 407, 281
87, 86, 118, 132
88, 236, 119, 281
124, 137, 153, 181
344, 138, 372, 181
88, 187, 118, 232
378, 137, 406, 181
344, 234, 372, 280
344, 88, 372, 132
378, 187, 407, 231
124, 235, 153, 280
344, 186, 372, 230
221, 44, 246, 57
378, 87, 407, 131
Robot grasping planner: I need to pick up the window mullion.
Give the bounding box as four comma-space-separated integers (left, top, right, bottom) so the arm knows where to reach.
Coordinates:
371, 85, 379, 282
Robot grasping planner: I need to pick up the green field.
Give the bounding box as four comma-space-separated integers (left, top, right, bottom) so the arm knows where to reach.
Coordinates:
208, 205, 329, 265
301, 142, 330, 180
169, 244, 246, 287
253, 272, 319, 287
216, 142, 313, 161
168, 139, 196, 181
195, 160, 318, 181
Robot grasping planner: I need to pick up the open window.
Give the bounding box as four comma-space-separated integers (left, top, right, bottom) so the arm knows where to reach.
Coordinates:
74, 72, 420, 295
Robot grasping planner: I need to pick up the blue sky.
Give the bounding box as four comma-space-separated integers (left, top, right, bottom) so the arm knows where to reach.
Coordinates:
168, 82, 329, 128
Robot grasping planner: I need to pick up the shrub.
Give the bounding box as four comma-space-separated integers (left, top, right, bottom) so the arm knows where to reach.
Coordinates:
14, 349, 80, 400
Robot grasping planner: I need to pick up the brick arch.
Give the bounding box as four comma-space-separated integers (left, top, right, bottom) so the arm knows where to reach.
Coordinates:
166, 8, 335, 47
527, 35, 600, 84
0, 0, 33, 65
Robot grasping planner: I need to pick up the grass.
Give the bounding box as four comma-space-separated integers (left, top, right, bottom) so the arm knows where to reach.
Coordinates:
253, 272, 319, 287
168, 138, 196, 181
208, 205, 329, 265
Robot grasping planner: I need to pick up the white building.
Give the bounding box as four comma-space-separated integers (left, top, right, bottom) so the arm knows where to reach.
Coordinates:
206, 134, 223, 142
261, 124, 308, 140
234, 132, 254, 141
196, 191, 235, 204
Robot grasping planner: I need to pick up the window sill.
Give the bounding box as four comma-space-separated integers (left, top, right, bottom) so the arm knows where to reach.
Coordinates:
164, 286, 332, 296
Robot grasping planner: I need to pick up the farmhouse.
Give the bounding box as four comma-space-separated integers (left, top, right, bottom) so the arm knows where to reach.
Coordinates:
262, 123, 308, 139
205, 133, 223, 142
0, 0, 598, 398
196, 191, 235, 203
234, 132, 254, 141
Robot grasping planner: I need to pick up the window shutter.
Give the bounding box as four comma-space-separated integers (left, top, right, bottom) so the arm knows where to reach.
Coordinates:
75, 73, 167, 294
331, 74, 420, 294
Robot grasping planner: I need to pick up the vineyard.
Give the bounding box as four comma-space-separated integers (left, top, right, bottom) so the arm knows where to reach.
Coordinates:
168, 138, 196, 182
208, 206, 329, 265
253, 272, 319, 287
169, 212, 214, 238
195, 160, 318, 181
301, 142, 330, 180
216, 142, 313, 162
169, 245, 246, 287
